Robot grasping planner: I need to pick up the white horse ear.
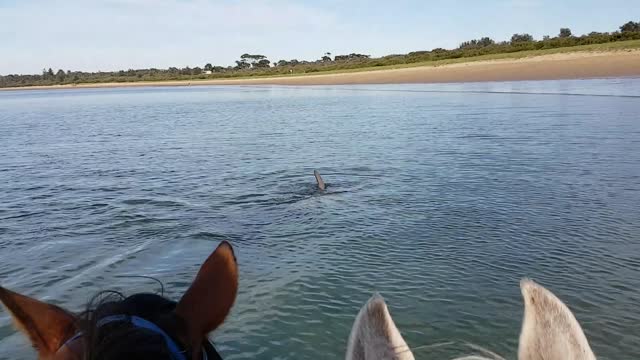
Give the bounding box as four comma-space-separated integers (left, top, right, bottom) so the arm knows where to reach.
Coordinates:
518, 279, 596, 360
346, 293, 415, 360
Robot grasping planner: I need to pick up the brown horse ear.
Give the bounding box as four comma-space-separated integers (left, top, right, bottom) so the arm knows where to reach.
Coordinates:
175, 241, 238, 348
0, 286, 77, 357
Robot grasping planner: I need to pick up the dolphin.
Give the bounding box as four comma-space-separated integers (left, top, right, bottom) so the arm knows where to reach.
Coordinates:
314, 170, 326, 191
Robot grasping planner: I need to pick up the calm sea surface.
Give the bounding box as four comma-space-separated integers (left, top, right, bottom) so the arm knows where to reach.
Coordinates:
0, 79, 639, 359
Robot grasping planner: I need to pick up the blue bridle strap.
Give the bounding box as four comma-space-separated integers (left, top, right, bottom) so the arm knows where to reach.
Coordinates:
98, 315, 191, 360
63, 314, 208, 360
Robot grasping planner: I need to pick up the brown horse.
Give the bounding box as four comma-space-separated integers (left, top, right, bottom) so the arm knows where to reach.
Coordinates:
0, 241, 238, 360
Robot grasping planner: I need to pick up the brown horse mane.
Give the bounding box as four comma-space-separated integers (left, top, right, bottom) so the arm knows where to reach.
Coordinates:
73, 291, 176, 359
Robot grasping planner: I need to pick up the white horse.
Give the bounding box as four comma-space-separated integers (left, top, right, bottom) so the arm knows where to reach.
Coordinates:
346, 279, 596, 360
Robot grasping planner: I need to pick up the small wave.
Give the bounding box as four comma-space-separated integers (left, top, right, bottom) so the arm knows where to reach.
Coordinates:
457, 134, 501, 140
188, 231, 229, 242
221, 181, 345, 208
121, 198, 186, 207
55, 239, 153, 289
93, 186, 129, 193
0, 211, 44, 220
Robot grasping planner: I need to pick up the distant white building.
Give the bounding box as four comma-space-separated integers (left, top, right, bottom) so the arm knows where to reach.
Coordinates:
204, 70, 213, 75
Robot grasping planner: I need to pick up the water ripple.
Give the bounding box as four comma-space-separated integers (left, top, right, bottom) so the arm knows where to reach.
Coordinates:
1, 81, 639, 359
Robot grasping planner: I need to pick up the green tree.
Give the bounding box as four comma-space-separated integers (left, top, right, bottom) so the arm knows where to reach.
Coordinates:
235, 60, 250, 70
619, 21, 640, 33
459, 37, 494, 49
478, 37, 495, 46
55, 69, 66, 82
559, 28, 572, 38
204, 63, 213, 72
240, 54, 267, 66
254, 59, 271, 68
510, 33, 534, 43
334, 53, 371, 61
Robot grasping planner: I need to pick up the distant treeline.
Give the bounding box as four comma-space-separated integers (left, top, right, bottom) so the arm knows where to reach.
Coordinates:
2, 21, 639, 88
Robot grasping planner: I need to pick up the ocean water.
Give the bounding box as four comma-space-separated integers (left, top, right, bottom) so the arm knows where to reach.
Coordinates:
0, 79, 639, 359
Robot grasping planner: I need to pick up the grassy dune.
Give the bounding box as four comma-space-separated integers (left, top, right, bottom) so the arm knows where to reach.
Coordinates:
206, 40, 640, 81
2, 40, 639, 90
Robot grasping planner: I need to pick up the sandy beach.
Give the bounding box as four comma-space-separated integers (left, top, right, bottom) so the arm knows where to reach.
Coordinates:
2, 50, 639, 91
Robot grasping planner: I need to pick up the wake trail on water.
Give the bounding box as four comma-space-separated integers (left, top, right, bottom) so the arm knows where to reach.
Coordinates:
238, 85, 640, 98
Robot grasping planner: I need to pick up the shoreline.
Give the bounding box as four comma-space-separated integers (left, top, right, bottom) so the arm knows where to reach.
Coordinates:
2, 50, 639, 91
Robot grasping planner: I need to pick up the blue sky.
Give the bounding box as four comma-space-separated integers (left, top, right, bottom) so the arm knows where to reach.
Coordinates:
0, 0, 637, 74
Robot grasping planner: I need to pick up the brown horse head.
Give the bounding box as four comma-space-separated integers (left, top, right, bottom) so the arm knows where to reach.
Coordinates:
0, 241, 238, 360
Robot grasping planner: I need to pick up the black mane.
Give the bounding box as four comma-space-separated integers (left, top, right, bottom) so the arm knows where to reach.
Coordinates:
80, 292, 221, 360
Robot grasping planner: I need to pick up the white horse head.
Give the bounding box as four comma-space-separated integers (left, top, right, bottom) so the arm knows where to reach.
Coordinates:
346, 279, 596, 360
